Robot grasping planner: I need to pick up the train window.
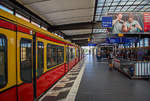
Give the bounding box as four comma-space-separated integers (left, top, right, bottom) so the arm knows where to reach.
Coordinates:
69, 48, 72, 61
57, 46, 64, 64
69, 48, 75, 60
20, 39, 32, 82
0, 34, 7, 88
76, 49, 78, 57
66, 47, 69, 62
47, 44, 57, 68
37, 42, 44, 77
78, 49, 80, 57
144, 38, 149, 47
72, 48, 75, 59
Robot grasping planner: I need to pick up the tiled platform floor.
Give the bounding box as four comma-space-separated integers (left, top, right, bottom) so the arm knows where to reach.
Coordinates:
39, 59, 84, 101
75, 55, 150, 101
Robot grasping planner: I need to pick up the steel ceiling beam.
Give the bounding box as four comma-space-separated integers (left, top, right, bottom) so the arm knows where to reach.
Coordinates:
132, 0, 144, 12
72, 39, 88, 44
99, 0, 107, 20
126, 0, 136, 12
124, 34, 150, 38
68, 34, 91, 39
77, 43, 88, 46
67, 33, 106, 39
108, 0, 115, 12
113, 0, 122, 12
93, 0, 98, 22
23, 0, 52, 5
91, 0, 98, 39
97, 4, 150, 8
137, 1, 149, 11
120, 0, 130, 11
51, 21, 101, 31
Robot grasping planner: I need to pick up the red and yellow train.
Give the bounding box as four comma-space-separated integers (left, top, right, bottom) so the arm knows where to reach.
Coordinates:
0, 9, 84, 101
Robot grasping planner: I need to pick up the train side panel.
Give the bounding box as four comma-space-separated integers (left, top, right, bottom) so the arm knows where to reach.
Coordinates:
16, 30, 34, 101
36, 64, 65, 97
0, 19, 17, 101
36, 37, 66, 97
0, 9, 82, 101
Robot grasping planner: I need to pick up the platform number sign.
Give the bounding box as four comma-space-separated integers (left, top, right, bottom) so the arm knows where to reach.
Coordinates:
102, 17, 112, 28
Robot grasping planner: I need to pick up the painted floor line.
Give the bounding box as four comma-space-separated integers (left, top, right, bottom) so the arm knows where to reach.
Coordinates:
65, 61, 86, 101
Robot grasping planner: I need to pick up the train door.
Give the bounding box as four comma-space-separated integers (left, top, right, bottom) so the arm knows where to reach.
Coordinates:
16, 30, 35, 101
35, 34, 45, 98
75, 48, 77, 64
78, 48, 80, 62
0, 24, 17, 101
66, 46, 69, 72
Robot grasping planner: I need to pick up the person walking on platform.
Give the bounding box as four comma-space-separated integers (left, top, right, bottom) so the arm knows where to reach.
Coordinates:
108, 52, 113, 70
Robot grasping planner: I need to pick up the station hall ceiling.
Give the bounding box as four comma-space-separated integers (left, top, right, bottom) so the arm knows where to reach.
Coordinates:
11, 0, 150, 45
18, 0, 95, 25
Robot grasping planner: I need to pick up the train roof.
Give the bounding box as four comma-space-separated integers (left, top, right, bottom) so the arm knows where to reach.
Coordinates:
0, 9, 79, 47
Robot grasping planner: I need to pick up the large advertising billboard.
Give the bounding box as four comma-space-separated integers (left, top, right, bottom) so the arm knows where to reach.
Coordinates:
105, 12, 150, 34
144, 12, 150, 32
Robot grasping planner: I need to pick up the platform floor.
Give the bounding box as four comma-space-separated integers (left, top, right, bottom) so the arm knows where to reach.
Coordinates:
75, 55, 150, 101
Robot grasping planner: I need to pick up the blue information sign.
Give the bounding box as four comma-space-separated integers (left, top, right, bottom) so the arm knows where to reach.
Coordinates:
106, 37, 139, 44
106, 38, 120, 43
102, 17, 112, 27
88, 43, 97, 46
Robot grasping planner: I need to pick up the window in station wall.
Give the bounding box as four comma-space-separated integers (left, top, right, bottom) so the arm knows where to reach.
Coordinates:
130, 43, 132, 48
0, 4, 13, 14
121, 44, 124, 48
137, 42, 140, 48
118, 44, 120, 48
120, 44, 122, 48
140, 39, 144, 47
144, 38, 149, 47
133, 43, 135, 48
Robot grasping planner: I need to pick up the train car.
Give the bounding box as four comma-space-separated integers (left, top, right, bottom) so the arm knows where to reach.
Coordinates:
76, 46, 82, 63
0, 9, 82, 101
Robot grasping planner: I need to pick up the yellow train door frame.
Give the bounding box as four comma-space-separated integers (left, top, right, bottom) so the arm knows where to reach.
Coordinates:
16, 30, 35, 101
0, 28, 17, 97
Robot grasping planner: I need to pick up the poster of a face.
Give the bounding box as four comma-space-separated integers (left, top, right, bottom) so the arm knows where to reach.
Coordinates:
107, 13, 144, 34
